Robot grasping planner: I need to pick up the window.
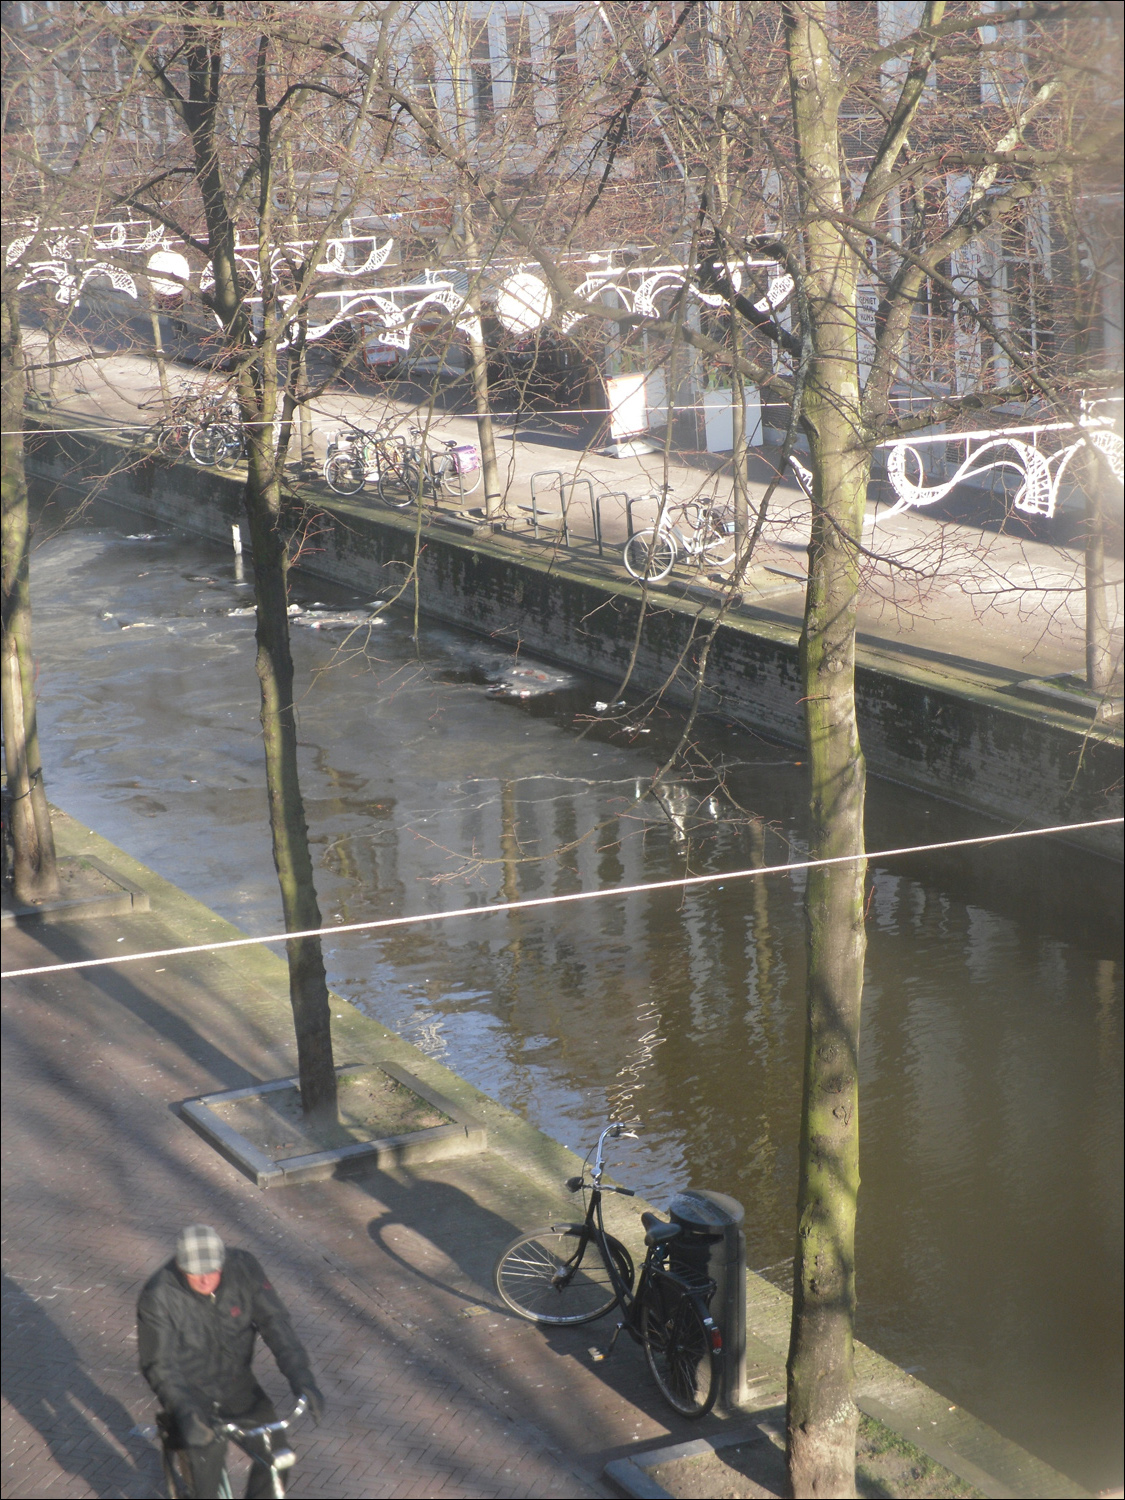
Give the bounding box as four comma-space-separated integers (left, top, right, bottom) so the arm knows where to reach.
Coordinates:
470, 22, 493, 133
505, 13, 533, 115
549, 12, 578, 110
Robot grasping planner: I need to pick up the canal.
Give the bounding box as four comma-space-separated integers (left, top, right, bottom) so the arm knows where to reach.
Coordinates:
27, 497, 1123, 1491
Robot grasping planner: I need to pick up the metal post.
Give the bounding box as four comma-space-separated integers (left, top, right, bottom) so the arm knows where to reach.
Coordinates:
668, 1189, 748, 1411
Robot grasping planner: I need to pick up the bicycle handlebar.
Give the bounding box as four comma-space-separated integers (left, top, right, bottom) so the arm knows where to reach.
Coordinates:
217, 1396, 307, 1441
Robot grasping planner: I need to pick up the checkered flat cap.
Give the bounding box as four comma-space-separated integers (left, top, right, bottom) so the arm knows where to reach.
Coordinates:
175, 1225, 226, 1276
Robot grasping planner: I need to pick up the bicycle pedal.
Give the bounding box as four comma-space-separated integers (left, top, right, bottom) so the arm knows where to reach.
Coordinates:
588, 1346, 607, 1363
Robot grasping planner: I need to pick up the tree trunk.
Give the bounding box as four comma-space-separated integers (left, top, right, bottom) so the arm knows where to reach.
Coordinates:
1084, 452, 1111, 694
467, 314, 502, 517
147, 290, 172, 414
242, 424, 337, 1119
784, 5, 867, 1495
1, 292, 59, 902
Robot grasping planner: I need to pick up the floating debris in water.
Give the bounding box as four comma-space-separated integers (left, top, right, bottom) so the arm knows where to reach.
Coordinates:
291, 608, 385, 630
485, 662, 578, 699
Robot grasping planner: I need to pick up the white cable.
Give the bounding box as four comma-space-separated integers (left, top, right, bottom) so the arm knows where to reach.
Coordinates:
3, 817, 1120, 980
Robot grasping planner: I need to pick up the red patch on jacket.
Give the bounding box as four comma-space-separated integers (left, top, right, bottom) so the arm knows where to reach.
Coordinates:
229, 1305, 242, 1317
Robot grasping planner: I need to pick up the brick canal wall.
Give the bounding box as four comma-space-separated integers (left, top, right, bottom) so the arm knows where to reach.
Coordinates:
28, 421, 1123, 859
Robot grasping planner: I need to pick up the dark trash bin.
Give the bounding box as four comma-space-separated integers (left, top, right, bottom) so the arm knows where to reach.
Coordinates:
668, 1189, 748, 1409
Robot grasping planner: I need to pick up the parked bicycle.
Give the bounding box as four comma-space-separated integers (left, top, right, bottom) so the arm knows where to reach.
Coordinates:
493, 1123, 722, 1418
142, 391, 199, 459
160, 1396, 306, 1499
188, 402, 244, 469
324, 425, 481, 508
622, 492, 737, 583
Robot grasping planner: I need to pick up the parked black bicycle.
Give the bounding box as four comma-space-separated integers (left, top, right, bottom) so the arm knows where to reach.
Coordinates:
493, 1123, 722, 1417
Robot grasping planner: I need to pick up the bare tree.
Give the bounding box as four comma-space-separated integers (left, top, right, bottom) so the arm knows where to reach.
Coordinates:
16, 0, 402, 1118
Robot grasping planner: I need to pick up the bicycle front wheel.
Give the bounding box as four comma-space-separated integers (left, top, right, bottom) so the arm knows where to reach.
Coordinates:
161, 1442, 195, 1499
376, 454, 415, 508
494, 1226, 631, 1325
623, 529, 676, 582
641, 1279, 720, 1418
157, 422, 189, 458
325, 453, 366, 496
211, 424, 243, 470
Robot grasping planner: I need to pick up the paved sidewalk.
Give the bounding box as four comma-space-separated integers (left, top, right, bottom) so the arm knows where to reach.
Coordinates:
2, 814, 738, 1500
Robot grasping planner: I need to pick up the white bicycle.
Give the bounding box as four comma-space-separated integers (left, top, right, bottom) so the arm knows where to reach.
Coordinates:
623, 495, 737, 583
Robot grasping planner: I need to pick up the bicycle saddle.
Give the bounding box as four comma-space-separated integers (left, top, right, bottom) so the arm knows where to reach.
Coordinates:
641, 1212, 682, 1247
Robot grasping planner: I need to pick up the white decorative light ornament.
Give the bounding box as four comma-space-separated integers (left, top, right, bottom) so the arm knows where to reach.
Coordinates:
146, 249, 191, 297
496, 273, 552, 334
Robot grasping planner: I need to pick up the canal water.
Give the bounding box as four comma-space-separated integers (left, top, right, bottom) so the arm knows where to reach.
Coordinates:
26, 498, 1123, 1491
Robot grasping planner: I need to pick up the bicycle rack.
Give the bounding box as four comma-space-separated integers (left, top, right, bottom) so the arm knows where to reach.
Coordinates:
594, 490, 631, 557
560, 477, 595, 553
527, 470, 570, 545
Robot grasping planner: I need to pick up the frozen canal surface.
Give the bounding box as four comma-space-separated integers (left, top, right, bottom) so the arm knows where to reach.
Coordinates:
28, 500, 1124, 1491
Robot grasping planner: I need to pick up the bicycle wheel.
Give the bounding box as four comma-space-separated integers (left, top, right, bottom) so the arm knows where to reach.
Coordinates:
623, 529, 676, 582
161, 1442, 195, 1498
211, 424, 243, 470
325, 453, 367, 496
379, 456, 431, 508
641, 1278, 720, 1418
189, 425, 221, 466
157, 422, 189, 458
494, 1226, 632, 1325
438, 452, 482, 498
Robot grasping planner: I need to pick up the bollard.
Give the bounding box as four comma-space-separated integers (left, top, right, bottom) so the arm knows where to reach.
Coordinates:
667, 1189, 747, 1410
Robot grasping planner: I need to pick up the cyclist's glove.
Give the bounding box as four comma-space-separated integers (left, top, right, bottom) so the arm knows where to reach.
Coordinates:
298, 1383, 325, 1426
177, 1408, 215, 1448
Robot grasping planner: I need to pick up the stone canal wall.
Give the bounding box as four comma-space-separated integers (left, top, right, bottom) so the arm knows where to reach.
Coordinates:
28, 421, 1123, 859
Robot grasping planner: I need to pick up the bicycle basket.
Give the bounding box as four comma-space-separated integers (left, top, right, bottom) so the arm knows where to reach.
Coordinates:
451, 443, 481, 475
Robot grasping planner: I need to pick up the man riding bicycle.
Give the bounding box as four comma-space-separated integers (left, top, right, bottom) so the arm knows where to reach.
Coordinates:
137, 1225, 324, 1499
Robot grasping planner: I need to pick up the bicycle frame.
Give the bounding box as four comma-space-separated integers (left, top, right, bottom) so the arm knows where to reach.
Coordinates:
658, 504, 736, 568
561, 1125, 714, 1352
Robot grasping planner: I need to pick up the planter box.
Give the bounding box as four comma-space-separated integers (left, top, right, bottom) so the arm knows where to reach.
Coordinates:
180, 1060, 486, 1188
1, 854, 150, 926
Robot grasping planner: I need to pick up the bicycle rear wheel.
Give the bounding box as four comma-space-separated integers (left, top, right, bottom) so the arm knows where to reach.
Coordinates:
641, 1278, 720, 1418
325, 453, 366, 496
494, 1226, 632, 1325
438, 451, 482, 498
623, 529, 676, 582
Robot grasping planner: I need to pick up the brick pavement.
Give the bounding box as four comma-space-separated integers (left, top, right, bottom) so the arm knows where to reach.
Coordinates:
1, 900, 709, 1500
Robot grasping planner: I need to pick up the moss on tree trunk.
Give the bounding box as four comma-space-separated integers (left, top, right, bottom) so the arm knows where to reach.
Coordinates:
1, 291, 58, 904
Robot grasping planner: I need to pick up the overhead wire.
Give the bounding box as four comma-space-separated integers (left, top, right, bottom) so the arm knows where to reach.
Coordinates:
3, 816, 1120, 980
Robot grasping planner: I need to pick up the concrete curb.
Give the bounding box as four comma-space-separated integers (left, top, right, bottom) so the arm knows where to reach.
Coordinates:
605, 1421, 774, 1498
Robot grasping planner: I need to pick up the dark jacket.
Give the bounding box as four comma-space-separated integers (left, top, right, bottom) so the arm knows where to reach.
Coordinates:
137, 1248, 312, 1426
